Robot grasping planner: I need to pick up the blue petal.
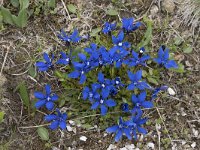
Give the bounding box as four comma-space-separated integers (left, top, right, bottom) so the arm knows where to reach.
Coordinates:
34, 92, 45, 99
35, 100, 46, 109
153, 58, 162, 64
105, 99, 116, 107
165, 60, 178, 69
36, 62, 46, 67
82, 87, 89, 100
59, 121, 66, 130
137, 126, 147, 134
78, 53, 87, 61
141, 101, 154, 108
68, 70, 80, 78
51, 94, 59, 101
123, 128, 132, 140
138, 91, 146, 102
49, 120, 59, 130
91, 101, 100, 109
44, 114, 57, 121
164, 49, 169, 60
115, 130, 123, 142
43, 53, 50, 63
46, 101, 54, 110
45, 84, 51, 95
118, 31, 124, 42
112, 35, 118, 44
100, 105, 107, 116
101, 88, 110, 99
127, 83, 135, 90
127, 71, 135, 81
158, 46, 164, 58
131, 94, 138, 103
135, 70, 142, 81
98, 72, 104, 82
106, 125, 119, 133
79, 74, 86, 84
62, 113, 68, 120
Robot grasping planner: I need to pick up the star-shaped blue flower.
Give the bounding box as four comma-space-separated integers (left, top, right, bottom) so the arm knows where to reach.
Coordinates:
58, 29, 81, 43
45, 109, 67, 130
127, 70, 151, 91
34, 84, 58, 110
131, 91, 154, 111
56, 52, 70, 65
106, 117, 132, 142
36, 52, 54, 72
122, 18, 141, 32
124, 50, 150, 67
82, 86, 100, 102
90, 93, 116, 116
154, 46, 178, 69
102, 22, 116, 34
128, 112, 148, 139
111, 31, 131, 54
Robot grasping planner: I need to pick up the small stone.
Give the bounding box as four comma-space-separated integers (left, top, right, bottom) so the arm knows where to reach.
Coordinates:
167, 87, 176, 96
147, 142, 155, 149
125, 144, 135, 149
66, 125, 73, 132
150, 5, 159, 16
191, 142, 196, 148
79, 136, 87, 142
192, 128, 199, 137
120, 148, 127, 150
107, 144, 117, 150
69, 120, 75, 125
182, 140, 186, 145
162, 0, 175, 13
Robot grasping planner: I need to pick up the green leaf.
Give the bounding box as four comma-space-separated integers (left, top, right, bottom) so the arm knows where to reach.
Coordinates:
106, 8, 118, 16
147, 77, 159, 85
37, 127, 49, 141
67, 4, 77, 13
13, 9, 28, 28
171, 63, 185, 73
10, 0, 19, 8
183, 44, 193, 53
1, 7, 14, 25
90, 27, 101, 37
0, 111, 5, 123
48, 0, 56, 8
28, 66, 36, 78
174, 36, 183, 46
19, 0, 29, 10
18, 82, 30, 109
137, 16, 152, 48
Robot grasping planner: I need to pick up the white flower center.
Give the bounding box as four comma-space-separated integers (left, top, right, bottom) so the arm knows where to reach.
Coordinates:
66, 58, 69, 62
101, 84, 105, 88
140, 50, 143, 53
47, 97, 51, 101
116, 81, 119, 84
81, 71, 84, 74
100, 99, 104, 104
89, 93, 93, 97
118, 42, 122, 46
87, 62, 90, 65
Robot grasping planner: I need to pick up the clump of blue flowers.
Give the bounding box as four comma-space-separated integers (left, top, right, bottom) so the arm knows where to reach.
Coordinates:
34, 17, 178, 141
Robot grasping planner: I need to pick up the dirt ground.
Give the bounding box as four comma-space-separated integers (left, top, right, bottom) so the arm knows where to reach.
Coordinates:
0, 0, 199, 150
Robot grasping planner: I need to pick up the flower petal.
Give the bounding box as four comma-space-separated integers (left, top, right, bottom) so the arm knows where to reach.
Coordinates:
100, 105, 108, 116
141, 101, 154, 108
106, 125, 119, 133
35, 100, 46, 109
49, 120, 59, 130
115, 130, 123, 142
91, 101, 100, 109
51, 94, 59, 101
44, 114, 57, 121
105, 99, 116, 107
34, 92, 45, 99
45, 84, 51, 95
137, 126, 147, 134
59, 121, 67, 130
68, 70, 80, 78
46, 101, 54, 110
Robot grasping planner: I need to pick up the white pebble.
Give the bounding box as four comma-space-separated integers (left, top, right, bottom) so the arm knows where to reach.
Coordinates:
147, 142, 155, 149
69, 120, 75, 125
191, 142, 196, 148
79, 136, 87, 142
107, 144, 117, 150
66, 125, 72, 132
167, 87, 176, 96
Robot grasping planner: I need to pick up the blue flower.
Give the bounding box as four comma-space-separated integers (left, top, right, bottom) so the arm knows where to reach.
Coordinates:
56, 52, 70, 65
121, 103, 129, 112
128, 113, 148, 139
131, 91, 154, 111
124, 50, 150, 67
151, 85, 168, 100
44, 109, 67, 130
92, 72, 112, 98
122, 18, 141, 32
112, 77, 124, 89
82, 86, 100, 102
90, 93, 116, 116
127, 70, 151, 90
58, 29, 81, 43
34, 84, 58, 110
36, 53, 54, 72
154, 46, 178, 69
106, 117, 132, 142
111, 31, 131, 54
102, 22, 116, 34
